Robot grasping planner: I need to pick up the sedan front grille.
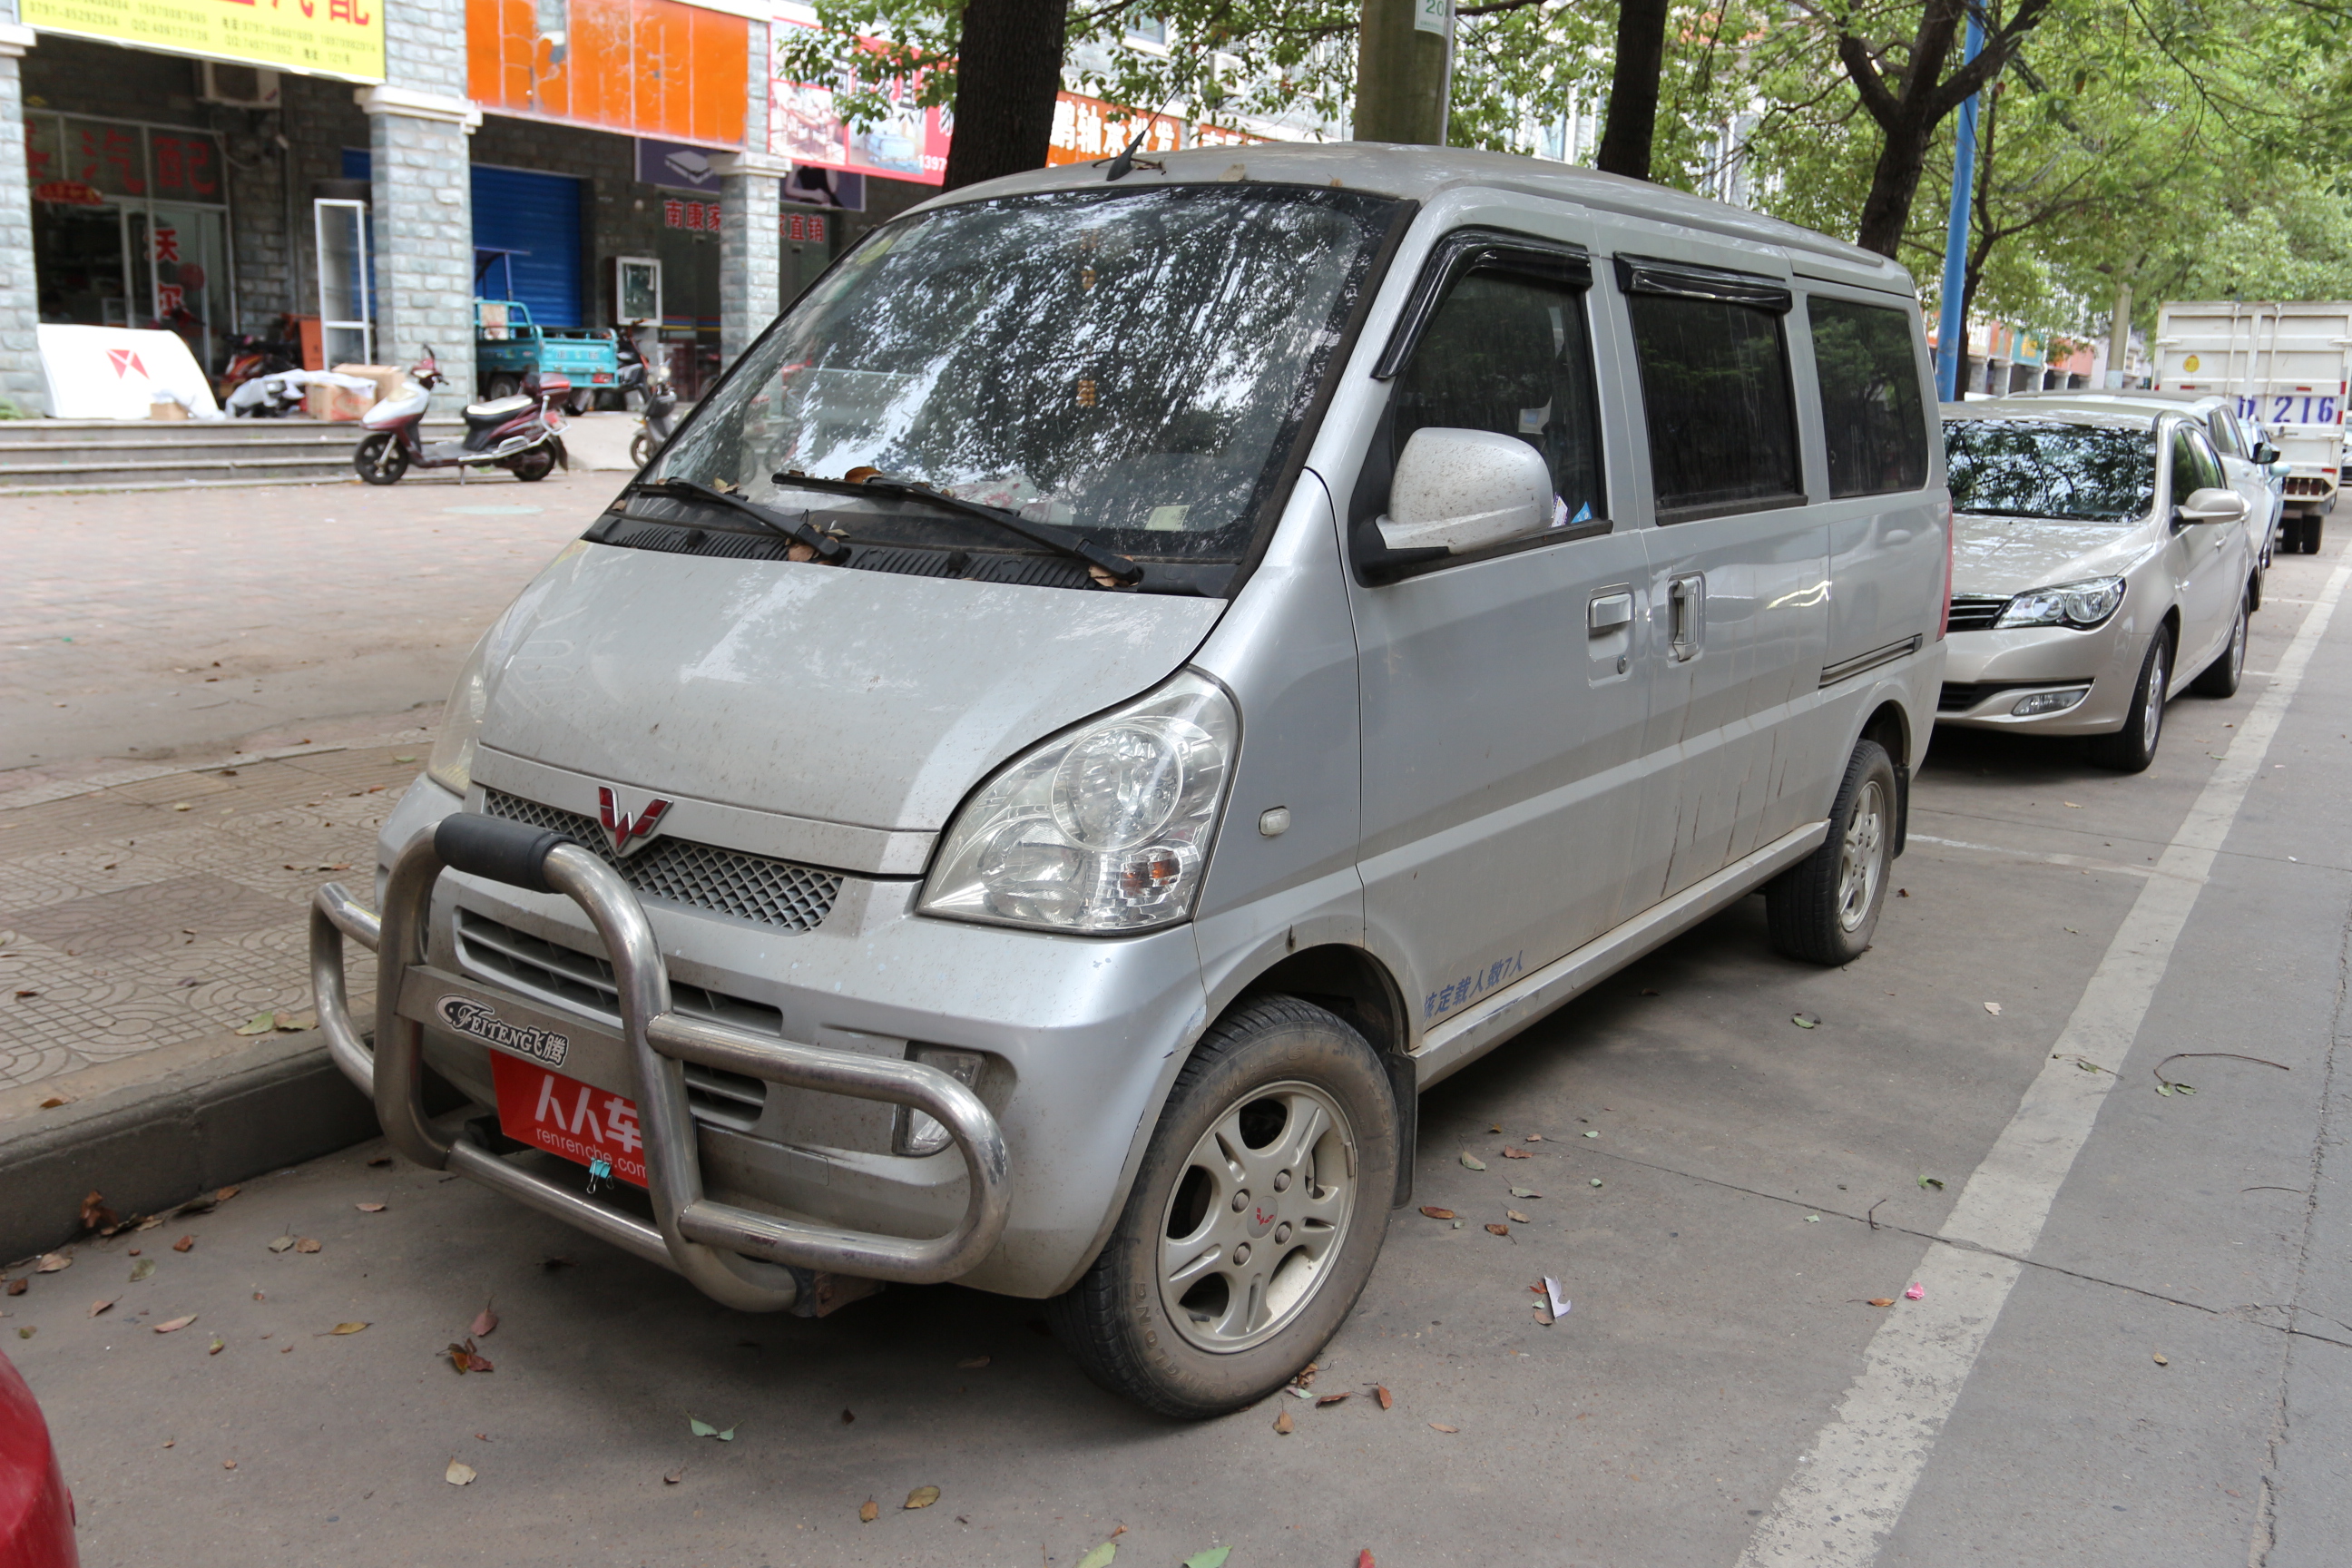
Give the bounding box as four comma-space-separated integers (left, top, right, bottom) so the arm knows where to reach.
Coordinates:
479, 789, 842, 934
1945, 595, 2010, 632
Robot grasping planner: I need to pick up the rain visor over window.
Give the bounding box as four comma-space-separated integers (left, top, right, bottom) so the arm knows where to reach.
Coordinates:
651, 185, 1402, 568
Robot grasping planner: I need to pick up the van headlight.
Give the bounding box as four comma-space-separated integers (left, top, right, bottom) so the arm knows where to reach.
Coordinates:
1994, 576, 2125, 629
426, 632, 493, 796
919, 671, 1238, 934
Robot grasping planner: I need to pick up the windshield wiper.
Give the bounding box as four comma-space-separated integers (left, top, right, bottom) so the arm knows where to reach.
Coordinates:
769, 471, 1144, 586
623, 477, 849, 564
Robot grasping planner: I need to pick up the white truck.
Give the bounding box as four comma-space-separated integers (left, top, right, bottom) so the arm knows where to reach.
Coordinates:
2155, 300, 2351, 553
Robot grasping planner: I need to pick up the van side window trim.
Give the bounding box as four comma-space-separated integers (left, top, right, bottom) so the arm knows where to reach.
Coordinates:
1613, 255, 1794, 315
1373, 229, 1594, 381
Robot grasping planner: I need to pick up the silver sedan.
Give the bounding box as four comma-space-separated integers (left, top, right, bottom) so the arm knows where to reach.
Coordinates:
1936, 396, 2255, 771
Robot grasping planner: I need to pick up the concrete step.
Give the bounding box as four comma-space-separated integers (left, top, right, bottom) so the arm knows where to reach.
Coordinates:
0, 417, 468, 492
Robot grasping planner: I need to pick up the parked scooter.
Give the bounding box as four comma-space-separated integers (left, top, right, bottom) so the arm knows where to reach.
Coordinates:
628, 364, 679, 469
353, 348, 570, 485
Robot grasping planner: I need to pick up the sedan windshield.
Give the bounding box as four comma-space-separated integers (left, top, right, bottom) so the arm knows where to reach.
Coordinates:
1943, 417, 2156, 523
652, 184, 1402, 568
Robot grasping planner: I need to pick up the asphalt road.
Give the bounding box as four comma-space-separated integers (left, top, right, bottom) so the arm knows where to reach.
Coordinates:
5, 534, 2350, 1568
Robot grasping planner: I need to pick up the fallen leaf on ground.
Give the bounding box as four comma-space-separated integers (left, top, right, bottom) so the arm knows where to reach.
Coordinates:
1429, 1422, 1459, 1434
1510, 1186, 1542, 1200
1867, 1298, 1896, 1308
2152, 1353, 2170, 1367
367, 1156, 393, 1168
1792, 1014, 1819, 1029
2063, 801, 2082, 808
130, 1258, 156, 1282
445, 1459, 475, 1485
1417, 1206, 1455, 1220
1917, 1175, 1945, 1191
1582, 1130, 1598, 1139
1525, 1133, 1544, 1142
687, 1417, 735, 1441
292, 1239, 321, 1254
1286, 1386, 1314, 1400
3, 1279, 23, 1297
329, 1322, 368, 1336
89, 1298, 115, 1317
956, 1355, 990, 1368
1183, 1550, 1232, 1568
35, 1254, 70, 1273
208, 1337, 223, 1356
1904, 1282, 1925, 1301
1506, 1209, 1533, 1224
1459, 1153, 1486, 1171
38, 1095, 69, 1109
1984, 1002, 2002, 1015
267, 1236, 295, 1253
1485, 1223, 1510, 1237
234, 1012, 275, 1036
1590, 1179, 1604, 1188
1075, 1543, 1117, 1568
153, 1314, 197, 1333
1359, 1553, 1377, 1568
221, 1458, 235, 1469
840, 1408, 855, 1424
1805, 1214, 1821, 1223
1374, 1384, 1394, 1409
80, 1191, 117, 1231
16, 1328, 32, 1339
172, 1236, 193, 1253
1317, 1391, 1352, 1407
446, 1338, 495, 1374
1273, 1407, 1294, 1435
1501, 1147, 1531, 1160
356, 1202, 386, 1213
858, 1499, 879, 1524
663, 1468, 683, 1485
905, 1485, 940, 1510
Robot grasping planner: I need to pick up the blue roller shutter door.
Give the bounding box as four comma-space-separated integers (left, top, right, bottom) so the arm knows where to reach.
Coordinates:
469, 165, 584, 328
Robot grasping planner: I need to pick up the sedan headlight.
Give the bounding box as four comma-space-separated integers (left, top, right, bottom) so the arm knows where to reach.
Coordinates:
1994, 576, 2125, 630
920, 671, 1238, 934
426, 631, 494, 796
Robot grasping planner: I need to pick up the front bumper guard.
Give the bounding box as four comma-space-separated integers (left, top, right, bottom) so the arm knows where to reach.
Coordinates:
309, 816, 1011, 1313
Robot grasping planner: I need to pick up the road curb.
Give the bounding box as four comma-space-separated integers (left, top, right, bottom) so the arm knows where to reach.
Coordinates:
0, 1032, 379, 1267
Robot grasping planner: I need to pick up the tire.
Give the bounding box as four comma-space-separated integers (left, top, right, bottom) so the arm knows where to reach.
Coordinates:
2306, 516, 2325, 554
2190, 590, 2249, 698
1765, 740, 1897, 965
1047, 996, 1399, 1419
630, 429, 654, 469
505, 446, 555, 482
2086, 626, 2172, 773
353, 432, 407, 485
485, 374, 521, 402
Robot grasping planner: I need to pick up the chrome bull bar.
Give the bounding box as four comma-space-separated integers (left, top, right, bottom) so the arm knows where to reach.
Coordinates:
309, 815, 1012, 1313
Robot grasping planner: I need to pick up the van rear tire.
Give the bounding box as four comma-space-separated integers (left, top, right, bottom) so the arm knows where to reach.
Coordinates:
1766, 740, 1897, 966
1047, 996, 1397, 1419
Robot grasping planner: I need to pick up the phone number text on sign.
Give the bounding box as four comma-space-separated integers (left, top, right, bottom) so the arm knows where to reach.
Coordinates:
491, 1054, 648, 1188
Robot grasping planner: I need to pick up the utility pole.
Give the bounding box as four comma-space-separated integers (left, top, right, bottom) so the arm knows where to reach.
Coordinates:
1932, 6, 1984, 401
1354, 0, 1452, 145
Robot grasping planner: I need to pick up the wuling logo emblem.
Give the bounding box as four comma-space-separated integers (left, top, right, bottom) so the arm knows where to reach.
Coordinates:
596, 786, 673, 858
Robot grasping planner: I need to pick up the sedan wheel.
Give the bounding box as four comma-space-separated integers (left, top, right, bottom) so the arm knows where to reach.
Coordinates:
2088, 629, 2171, 772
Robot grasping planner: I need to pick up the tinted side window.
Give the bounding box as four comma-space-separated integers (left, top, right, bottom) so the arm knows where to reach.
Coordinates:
2171, 427, 2225, 497
1807, 297, 1929, 498
1624, 289, 1802, 520
2207, 410, 2244, 458
1392, 270, 1604, 532
2187, 427, 2226, 490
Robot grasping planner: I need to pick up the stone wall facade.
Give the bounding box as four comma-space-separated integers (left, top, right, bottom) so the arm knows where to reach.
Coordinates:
0, 4, 42, 414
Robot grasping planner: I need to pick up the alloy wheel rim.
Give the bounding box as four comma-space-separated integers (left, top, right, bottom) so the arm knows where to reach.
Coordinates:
2144, 643, 2168, 747
2230, 604, 2247, 680
1158, 1081, 1357, 1354
1836, 779, 1886, 933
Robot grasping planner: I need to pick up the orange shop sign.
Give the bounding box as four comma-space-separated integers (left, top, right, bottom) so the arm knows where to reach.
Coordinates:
33, 179, 105, 206
467, 0, 748, 146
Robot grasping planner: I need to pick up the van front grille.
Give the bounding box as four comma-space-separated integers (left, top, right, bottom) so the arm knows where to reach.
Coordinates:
479, 789, 842, 933
1945, 595, 2010, 632
453, 910, 771, 1132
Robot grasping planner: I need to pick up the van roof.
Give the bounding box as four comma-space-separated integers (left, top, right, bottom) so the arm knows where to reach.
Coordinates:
913, 141, 1915, 295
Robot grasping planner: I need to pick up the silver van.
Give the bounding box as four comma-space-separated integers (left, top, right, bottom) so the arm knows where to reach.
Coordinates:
313, 144, 1949, 1416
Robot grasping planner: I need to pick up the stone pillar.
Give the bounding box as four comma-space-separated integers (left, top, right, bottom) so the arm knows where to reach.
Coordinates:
0, 15, 46, 416
715, 21, 781, 374
358, 87, 480, 413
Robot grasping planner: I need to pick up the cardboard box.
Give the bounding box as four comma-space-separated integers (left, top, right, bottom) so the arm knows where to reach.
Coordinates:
331, 364, 404, 406
304, 379, 376, 422
148, 398, 189, 421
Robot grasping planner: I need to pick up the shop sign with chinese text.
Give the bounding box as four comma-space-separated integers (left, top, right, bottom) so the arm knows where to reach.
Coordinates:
22, 0, 385, 83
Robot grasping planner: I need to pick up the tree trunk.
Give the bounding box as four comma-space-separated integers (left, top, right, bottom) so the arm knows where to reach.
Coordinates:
940, 0, 1071, 192
1594, 0, 1670, 181
1854, 103, 1940, 259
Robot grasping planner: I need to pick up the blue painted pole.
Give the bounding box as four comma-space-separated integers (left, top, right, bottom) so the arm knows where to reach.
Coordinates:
1934, 9, 1986, 401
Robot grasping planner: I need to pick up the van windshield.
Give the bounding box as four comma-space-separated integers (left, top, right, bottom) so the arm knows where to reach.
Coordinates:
1943, 417, 2157, 524
651, 184, 1403, 569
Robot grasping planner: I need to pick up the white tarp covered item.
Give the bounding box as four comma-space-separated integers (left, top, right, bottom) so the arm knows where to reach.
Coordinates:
223, 368, 378, 417
37, 325, 221, 418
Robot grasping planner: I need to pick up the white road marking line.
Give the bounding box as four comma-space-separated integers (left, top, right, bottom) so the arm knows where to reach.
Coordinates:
1907, 833, 2154, 877
1737, 554, 2352, 1568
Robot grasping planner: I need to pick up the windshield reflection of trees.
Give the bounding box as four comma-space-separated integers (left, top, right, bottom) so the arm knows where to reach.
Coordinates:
1945, 419, 2155, 522
667, 188, 1394, 561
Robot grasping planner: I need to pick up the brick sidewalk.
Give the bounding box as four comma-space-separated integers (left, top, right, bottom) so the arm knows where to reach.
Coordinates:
0, 735, 424, 1092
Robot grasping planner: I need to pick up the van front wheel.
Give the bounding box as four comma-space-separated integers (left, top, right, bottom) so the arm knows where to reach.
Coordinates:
1048, 996, 1397, 1419
1767, 740, 1897, 965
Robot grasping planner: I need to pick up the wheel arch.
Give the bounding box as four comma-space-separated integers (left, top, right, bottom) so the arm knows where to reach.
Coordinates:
1229, 944, 1419, 1210
1856, 698, 1913, 856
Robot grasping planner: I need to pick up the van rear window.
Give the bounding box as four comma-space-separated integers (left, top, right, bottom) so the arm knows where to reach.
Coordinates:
1623, 287, 1804, 522
1808, 298, 1929, 498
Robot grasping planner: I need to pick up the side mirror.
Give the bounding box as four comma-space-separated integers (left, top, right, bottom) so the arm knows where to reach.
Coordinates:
2251, 442, 2279, 466
1375, 427, 1553, 556
2176, 486, 2249, 526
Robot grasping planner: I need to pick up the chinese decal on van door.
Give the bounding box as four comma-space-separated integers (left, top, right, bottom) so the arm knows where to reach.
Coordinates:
1426, 951, 1526, 1020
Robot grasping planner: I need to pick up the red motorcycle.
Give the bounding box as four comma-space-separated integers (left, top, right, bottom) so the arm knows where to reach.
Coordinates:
353, 347, 569, 485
